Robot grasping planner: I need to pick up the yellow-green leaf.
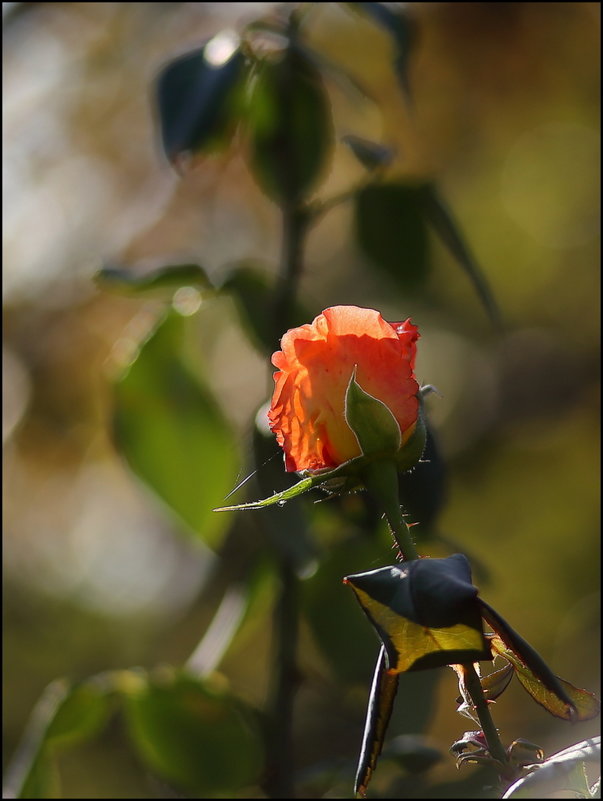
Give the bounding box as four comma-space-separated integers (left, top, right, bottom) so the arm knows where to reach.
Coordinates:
490, 635, 600, 722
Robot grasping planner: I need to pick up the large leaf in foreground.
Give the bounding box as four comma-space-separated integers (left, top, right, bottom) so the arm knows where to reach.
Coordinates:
113, 310, 238, 548
345, 554, 491, 672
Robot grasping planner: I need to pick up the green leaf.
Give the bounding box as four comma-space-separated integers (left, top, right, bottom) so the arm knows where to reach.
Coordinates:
155, 33, 246, 162
45, 680, 110, 748
342, 134, 395, 172
244, 48, 333, 204
345, 555, 491, 672
354, 183, 430, 291
489, 634, 599, 722
94, 263, 213, 297
122, 669, 263, 796
397, 418, 447, 532
482, 602, 579, 720
420, 183, 502, 328
351, 2, 415, 102
345, 368, 402, 457
113, 310, 238, 548
5, 678, 111, 799
355, 647, 399, 798
502, 737, 600, 799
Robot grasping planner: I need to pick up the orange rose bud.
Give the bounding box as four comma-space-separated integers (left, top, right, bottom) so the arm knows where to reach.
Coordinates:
268, 305, 420, 472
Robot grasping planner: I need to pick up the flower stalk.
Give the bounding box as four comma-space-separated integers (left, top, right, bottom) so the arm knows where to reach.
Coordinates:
461, 662, 513, 777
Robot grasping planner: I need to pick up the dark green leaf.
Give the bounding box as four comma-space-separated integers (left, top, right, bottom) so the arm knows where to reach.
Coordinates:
113, 311, 238, 548
221, 262, 310, 355
155, 33, 246, 161
355, 647, 399, 798
355, 183, 430, 291
123, 669, 262, 796
94, 263, 213, 297
345, 555, 491, 672
482, 602, 578, 719
350, 3, 415, 102
489, 634, 599, 722
397, 418, 447, 533
342, 134, 395, 172
420, 183, 502, 328
244, 48, 333, 204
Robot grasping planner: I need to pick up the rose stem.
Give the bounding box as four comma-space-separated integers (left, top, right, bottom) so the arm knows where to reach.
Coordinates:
361, 460, 419, 562
461, 663, 511, 774
363, 461, 511, 778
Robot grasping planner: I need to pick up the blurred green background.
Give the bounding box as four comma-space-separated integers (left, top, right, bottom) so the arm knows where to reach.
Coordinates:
3, 2, 600, 798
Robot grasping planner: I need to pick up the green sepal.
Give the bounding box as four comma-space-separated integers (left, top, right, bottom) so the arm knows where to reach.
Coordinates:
213, 456, 365, 512
395, 402, 426, 472
345, 368, 402, 457
345, 555, 491, 673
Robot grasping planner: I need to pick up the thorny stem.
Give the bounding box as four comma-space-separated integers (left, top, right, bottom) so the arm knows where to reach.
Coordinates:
362, 460, 419, 562
363, 460, 514, 786
461, 662, 513, 777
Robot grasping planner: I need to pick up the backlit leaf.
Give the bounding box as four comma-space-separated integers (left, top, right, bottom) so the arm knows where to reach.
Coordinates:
482, 602, 577, 719
489, 634, 599, 722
